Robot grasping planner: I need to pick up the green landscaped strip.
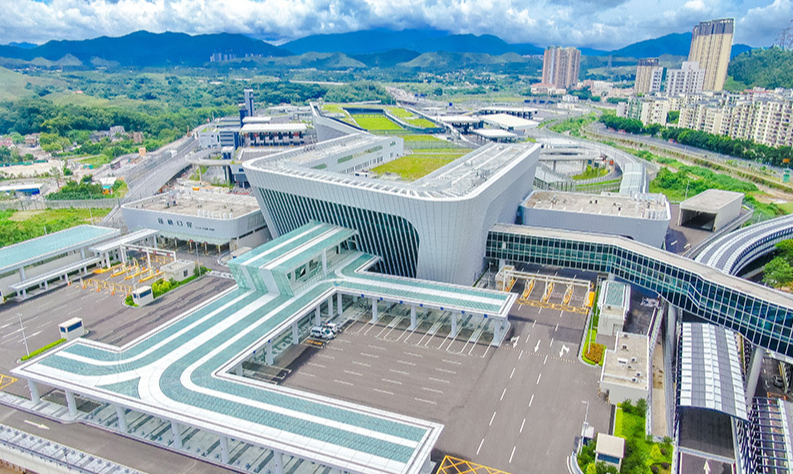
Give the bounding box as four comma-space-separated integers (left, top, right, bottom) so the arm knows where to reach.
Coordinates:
614, 408, 624, 438
405, 118, 437, 128
21, 338, 66, 361
372, 155, 456, 181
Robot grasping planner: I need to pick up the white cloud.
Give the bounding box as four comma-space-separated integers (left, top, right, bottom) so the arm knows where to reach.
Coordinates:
0, 0, 783, 49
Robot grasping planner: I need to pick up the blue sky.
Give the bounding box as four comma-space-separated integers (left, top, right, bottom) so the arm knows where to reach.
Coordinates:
0, 0, 790, 49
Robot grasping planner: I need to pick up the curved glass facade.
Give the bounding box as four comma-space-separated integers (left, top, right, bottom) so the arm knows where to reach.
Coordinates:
486, 228, 793, 357
259, 189, 420, 277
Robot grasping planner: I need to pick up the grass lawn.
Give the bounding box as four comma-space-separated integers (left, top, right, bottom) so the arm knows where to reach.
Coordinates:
0, 208, 112, 247
352, 115, 403, 131
76, 155, 112, 168
373, 155, 457, 180
405, 118, 438, 128
387, 107, 414, 119
572, 165, 608, 181
614, 408, 624, 437
776, 201, 793, 214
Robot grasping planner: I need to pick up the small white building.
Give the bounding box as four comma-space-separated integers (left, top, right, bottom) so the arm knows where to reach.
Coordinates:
597, 280, 631, 336
599, 332, 649, 406
161, 260, 195, 283
595, 434, 625, 470
59, 318, 86, 341
132, 286, 154, 306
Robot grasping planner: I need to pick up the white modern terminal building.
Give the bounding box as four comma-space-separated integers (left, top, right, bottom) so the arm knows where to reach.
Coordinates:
244, 133, 540, 285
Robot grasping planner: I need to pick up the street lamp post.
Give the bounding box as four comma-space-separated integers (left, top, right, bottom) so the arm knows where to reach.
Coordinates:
18, 313, 29, 357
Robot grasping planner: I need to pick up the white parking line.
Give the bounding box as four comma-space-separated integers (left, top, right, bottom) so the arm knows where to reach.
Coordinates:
489, 411, 497, 426
334, 379, 354, 386
509, 446, 516, 463
360, 352, 379, 359
520, 418, 526, 433
390, 368, 409, 376
327, 346, 344, 352
382, 378, 403, 385
343, 370, 363, 377
536, 373, 542, 385
428, 377, 449, 384
544, 355, 548, 365
422, 387, 443, 394
396, 359, 416, 366
351, 361, 370, 368
529, 394, 535, 407
510, 368, 516, 379
317, 354, 335, 360
476, 438, 485, 455
415, 398, 436, 405
405, 352, 424, 358
441, 358, 460, 365
436, 367, 456, 374
368, 344, 387, 351
373, 388, 394, 395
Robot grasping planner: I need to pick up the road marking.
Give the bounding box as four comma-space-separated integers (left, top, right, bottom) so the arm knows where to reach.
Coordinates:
317, 354, 335, 360
476, 438, 485, 455
489, 411, 497, 426
360, 352, 379, 359
519, 350, 523, 360
509, 446, 517, 464
307, 362, 326, 368
544, 355, 548, 365
529, 394, 534, 407
555, 323, 559, 332
382, 378, 403, 385
520, 418, 526, 433
414, 397, 436, 405
404, 351, 423, 358
390, 368, 410, 376
510, 367, 516, 379
351, 361, 370, 368
335, 339, 351, 344
441, 358, 461, 365
512, 336, 519, 348
23, 420, 49, 430
436, 367, 456, 374
560, 345, 570, 357
550, 338, 554, 346
397, 359, 416, 366
327, 346, 344, 352
373, 388, 394, 395
422, 387, 443, 394
536, 373, 542, 385
428, 377, 449, 384
500, 388, 507, 401
534, 340, 540, 353
299, 372, 315, 377
343, 370, 363, 377
334, 379, 354, 386
368, 344, 387, 351
532, 320, 536, 328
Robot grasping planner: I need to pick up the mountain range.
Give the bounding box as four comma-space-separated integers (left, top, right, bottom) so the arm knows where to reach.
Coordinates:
0, 29, 753, 68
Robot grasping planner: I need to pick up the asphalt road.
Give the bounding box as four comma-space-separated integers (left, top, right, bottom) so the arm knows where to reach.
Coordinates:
282, 282, 611, 474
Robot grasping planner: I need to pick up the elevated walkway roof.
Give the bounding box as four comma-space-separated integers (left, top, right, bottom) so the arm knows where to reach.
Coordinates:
9, 257, 103, 291
0, 225, 118, 274
90, 228, 158, 254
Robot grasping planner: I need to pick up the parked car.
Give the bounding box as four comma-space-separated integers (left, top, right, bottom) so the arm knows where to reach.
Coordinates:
310, 326, 335, 340
323, 322, 340, 335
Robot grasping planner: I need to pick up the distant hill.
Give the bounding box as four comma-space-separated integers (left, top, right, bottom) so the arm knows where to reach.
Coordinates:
607, 31, 751, 59
0, 31, 288, 67
398, 51, 534, 70
728, 48, 793, 89
282, 29, 446, 55
352, 49, 422, 68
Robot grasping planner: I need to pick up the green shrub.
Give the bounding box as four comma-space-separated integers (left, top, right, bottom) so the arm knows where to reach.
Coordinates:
21, 338, 66, 361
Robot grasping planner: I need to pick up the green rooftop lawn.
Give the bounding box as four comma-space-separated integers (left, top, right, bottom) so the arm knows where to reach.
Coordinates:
0, 208, 112, 247
402, 134, 446, 143
405, 118, 438, 128
373, 154, 457, 181
352, 115, 403, 131
387, 107, 413, 119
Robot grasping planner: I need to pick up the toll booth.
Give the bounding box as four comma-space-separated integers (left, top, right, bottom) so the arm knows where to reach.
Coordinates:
132, 286, 154, 306
59, 318, 86, 341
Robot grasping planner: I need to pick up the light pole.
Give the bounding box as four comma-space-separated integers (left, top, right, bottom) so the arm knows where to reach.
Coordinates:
18, 313, 29, 357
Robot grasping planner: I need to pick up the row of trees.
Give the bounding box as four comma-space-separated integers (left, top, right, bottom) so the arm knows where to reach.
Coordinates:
599, 114, 793, 167
763, 240, 793, 288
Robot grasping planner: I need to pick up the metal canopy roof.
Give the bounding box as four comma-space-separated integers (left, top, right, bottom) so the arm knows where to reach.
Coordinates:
679, 323, 747, 420
0, 225, 118, 274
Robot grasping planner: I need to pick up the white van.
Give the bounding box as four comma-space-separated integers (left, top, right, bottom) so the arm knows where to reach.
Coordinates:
324, 322, 340, 335
310, 326, 335, 340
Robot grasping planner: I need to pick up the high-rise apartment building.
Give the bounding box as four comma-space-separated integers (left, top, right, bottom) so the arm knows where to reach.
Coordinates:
688, 18, 734, 91
666, 61, 706, 96
542, 46, 581, 90
635, 58, 664, 95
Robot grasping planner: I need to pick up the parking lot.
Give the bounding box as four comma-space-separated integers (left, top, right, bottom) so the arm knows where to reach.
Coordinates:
0, 274, 235, 398
279, 276, 612, 474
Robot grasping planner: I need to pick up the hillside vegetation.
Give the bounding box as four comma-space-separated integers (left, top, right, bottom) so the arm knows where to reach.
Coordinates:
728, 48, 793, 89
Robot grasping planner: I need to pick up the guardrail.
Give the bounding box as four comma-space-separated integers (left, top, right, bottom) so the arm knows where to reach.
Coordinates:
0, 198, 121, 211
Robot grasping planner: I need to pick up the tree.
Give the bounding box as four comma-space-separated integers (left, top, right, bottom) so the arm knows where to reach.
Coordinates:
763, 257, 793, 287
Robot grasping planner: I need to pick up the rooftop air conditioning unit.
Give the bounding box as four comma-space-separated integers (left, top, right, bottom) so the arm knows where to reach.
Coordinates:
631, 357, 637, 362
621, 344, 628, 350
